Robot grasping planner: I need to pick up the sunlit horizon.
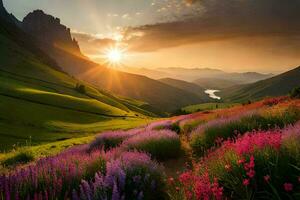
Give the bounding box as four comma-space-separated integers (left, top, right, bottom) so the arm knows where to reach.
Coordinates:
4, 0, 300, 73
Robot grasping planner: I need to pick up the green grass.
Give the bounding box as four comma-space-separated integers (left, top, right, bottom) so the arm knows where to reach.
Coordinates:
182, 103, 239, 113
0, 94, 151, 150
221, 66, 300, 102
0, 29, 155, 153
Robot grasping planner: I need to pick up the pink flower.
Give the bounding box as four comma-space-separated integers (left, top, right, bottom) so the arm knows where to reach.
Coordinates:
243, 179, 250, 186
247, 169, 255, 178
283, 183, 293, 192
249, 156, 255, 168
237, 159, 245, 165
264, 175, 270, 183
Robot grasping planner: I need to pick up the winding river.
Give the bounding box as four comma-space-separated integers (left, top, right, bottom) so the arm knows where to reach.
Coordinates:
205, 89, 221, 100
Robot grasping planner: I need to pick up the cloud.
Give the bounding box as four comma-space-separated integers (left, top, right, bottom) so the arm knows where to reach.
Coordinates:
72, 31, 116, 55
185, 0, 197, 4
124, 0, 300, 52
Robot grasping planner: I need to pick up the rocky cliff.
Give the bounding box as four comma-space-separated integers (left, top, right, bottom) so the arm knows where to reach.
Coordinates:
0, 0, 4, 11
22, 10, 82, 56
0, 0, 20, 25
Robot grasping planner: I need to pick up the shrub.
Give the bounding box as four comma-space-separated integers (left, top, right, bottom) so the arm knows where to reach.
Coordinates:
73, 151, 166, 200
146, 120, 173, 131
180, 119, 205, 133
290, 87, 300, 99
170, 123, 181, 134
262, 96, 287, 106
174, 124, 300, 199
75, 83, 86, 94
191, 107, 300, 156
89, 129, 142, 151
2, 150, 34, 167
172, 109, 189, 116
122, 130, 181, 160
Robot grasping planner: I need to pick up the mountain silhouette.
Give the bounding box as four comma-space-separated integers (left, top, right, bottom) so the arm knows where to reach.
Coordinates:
222, 66, 300, 102
20, 10, 206, 113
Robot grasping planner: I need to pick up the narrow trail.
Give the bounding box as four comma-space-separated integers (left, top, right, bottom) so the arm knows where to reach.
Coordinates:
162, 131, 194, 178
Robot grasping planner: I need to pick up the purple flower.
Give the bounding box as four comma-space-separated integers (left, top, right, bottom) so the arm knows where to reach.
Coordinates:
133, 175, 141, 184
137, 191, 144, 200
112, 182, 120, 200
89, 129, 143, 151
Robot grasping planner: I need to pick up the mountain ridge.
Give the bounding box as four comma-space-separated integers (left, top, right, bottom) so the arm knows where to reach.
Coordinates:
0, 6, 155, 149
125, 67, 273, 85
222, 66, 300, 102
22, 10, 83, 58
158, 78, 211, 101
20, 10, 207, 113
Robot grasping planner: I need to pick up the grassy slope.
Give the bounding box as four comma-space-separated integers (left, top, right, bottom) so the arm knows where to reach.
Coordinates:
38, 39, 205, 113
158, 78, 211, 101
77, 66, 206, 113
193, 78, 239, 90
222, 66, 300, 102
0, 18, 153, 151
182, 103, 239, 113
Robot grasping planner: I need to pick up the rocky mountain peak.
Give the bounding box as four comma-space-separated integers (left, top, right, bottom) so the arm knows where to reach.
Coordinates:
22, 10, 82, 56
0, 0, 7, 16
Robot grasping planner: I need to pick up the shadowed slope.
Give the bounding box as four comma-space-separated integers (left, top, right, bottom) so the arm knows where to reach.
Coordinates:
21, 10, 206, 113
222, 66, 300, 102
0, 5, 152, 150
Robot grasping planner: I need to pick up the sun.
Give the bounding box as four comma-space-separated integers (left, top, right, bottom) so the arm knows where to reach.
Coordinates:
105, 48, 124, 64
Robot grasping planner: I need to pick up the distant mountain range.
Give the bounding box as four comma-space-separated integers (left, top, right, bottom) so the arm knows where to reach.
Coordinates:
221, 66, 300, 102
17, 10, 208, 113
193, 78, 238, 90
124, 67, 274, 89
158, 78, 211, 101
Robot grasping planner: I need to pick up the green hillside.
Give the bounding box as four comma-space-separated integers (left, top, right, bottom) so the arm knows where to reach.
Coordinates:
182, 102, 239, 113
0, 15, 152, 151
158, 78, 211, 101
193, 78, 239, 90
222, 66, 300, 102
19, 10, 207, 114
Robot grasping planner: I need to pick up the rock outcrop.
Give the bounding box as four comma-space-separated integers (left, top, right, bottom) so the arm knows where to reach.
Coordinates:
22, 10, 82, 56
0, 0, 4, 11
0, 0, 20, 25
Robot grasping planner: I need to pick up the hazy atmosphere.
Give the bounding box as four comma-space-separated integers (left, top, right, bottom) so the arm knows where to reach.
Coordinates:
5, 0, 300, 73
1, 1, 300, 199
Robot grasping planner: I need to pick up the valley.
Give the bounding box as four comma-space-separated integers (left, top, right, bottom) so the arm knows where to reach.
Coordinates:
1, 1, 300, 199
204, 89, 221, 100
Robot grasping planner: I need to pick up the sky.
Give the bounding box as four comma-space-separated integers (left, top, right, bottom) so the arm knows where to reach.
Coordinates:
4, 0, 300, 73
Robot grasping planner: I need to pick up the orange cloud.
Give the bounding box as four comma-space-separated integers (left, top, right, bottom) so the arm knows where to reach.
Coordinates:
72, 32, 117, 55
124, 0, 300, 52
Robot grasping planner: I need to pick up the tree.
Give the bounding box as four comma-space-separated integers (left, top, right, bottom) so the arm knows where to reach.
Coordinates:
290, 87, 300, 99
75, 83, 86, 94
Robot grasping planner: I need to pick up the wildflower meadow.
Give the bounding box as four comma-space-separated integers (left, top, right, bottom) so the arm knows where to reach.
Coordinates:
1, 97, 300, 199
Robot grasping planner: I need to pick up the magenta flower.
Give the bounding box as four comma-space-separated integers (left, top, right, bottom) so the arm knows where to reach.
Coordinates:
283, 183, 293, 192
243, 179, 250, 186
264, 175, 270, 183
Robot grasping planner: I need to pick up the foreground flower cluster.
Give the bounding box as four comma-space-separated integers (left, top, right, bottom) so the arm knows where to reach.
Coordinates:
73, 151, 164, 200
0, 126, 181, 199
170, 122, 300, 199
1, 97, 300, 200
